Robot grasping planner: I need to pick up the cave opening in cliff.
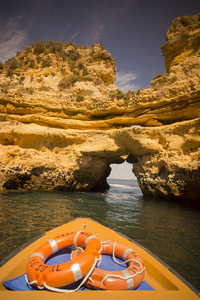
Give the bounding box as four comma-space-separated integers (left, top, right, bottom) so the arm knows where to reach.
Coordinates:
107, 161, 137, 180
106, 161, 142, 195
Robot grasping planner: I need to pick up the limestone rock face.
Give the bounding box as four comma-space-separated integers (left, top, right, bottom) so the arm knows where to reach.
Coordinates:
0, 14, 200, 207
161, 13, 200, 72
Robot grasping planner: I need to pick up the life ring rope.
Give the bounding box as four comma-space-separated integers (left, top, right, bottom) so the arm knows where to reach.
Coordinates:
43, 257, 97, 293
25, 274, 38, 287
112, 241, 145, 268
100, 268, 146, 288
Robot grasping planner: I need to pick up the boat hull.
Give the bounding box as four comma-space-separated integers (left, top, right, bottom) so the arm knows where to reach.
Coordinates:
0, 218, 199, 299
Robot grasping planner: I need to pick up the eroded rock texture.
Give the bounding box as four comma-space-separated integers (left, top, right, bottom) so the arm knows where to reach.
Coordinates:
0, 13, 199, 207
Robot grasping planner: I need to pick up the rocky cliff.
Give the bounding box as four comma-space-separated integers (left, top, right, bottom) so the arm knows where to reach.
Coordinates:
0, 13, 199, 207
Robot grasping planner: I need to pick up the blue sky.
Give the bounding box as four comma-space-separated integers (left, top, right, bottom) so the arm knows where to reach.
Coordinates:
0, 0, 199, 92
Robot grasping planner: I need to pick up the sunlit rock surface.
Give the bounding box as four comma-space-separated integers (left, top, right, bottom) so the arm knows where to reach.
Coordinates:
0, 13, 199, 207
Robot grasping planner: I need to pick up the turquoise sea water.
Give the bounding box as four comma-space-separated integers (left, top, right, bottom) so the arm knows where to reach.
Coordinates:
0, 179, 199, 291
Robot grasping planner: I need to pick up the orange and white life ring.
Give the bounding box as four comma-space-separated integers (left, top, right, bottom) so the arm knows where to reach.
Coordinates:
26, 231, 101, 289
72, 241, 145, 290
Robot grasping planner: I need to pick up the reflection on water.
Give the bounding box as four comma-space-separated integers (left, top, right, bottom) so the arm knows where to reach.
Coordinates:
0, 179, 199, 291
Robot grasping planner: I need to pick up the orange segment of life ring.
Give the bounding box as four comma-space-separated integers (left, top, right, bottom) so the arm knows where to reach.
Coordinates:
72, 241, 145, 290
26, 231, 101, 288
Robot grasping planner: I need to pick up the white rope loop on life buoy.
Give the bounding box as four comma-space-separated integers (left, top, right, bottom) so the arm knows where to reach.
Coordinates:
43, 257, 98, 293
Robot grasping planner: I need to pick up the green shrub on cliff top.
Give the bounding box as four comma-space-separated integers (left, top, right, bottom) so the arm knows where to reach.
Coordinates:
58, 72, 96, 90
192, 36, 200, 52
32, 41, 82, 64
46, 41, 62, 54
33, 41, 46, 55
180, 16, 190, 26
109, 90, 124, 100
66, 50, 81, 61
58, 74, 82, 90
41, 58, 51, 68
5, 58, 20, 70
153, 73, 163, 80
6, 69, 13, 77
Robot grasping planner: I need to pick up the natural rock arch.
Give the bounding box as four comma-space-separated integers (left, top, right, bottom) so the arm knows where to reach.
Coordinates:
0, 13, 199, 208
